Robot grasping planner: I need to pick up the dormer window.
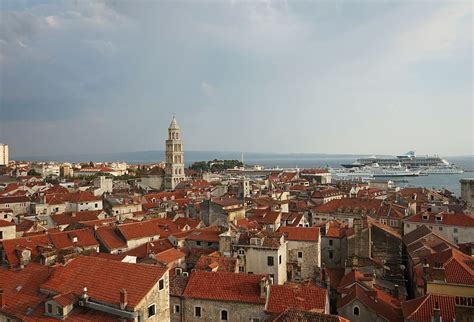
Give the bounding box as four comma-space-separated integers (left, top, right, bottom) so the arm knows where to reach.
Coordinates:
435, 215, 443, 222
422, 214, 429, 221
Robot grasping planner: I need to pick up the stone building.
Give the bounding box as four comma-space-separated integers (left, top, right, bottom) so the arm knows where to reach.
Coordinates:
277, 226, 321, 281
181, 271, 269, 322
0, 143, 9, 166
320, 220, 349, 268
199, 197, 245, 226
165, 116, 185, 190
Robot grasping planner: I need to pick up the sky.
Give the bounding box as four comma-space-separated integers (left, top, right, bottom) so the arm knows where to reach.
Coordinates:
0, 0, 472, 158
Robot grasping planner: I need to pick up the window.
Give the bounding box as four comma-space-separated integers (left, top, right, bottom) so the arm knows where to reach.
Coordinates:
239, 266, 245, 272
159, 279, 164, 290
353, 306, 360, 316
208, 242, 212, 246
297, 251, 303, 259
406, 224, 410, 228
439, 227, 443, 231
329, 251, 333, 259
454, 228, 458, 233
174, 305, 180, 313
95, 203, 98, 208
221, 310, 228, 321
47, 303, 52, 314
238, 249, 245, 255
194, 306, 202, 317
56, 306, 63, 316
279, 255, 282, 264
390, 219, 398, 227
329, 239, 333, 246
196, 241, 201, 246
267, 256, 274, 266
0, 232, 3, 240
148, 304, 156, 317
454, 237, 459, 244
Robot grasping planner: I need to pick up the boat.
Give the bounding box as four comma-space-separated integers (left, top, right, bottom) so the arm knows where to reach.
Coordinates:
341, 151, 463, 174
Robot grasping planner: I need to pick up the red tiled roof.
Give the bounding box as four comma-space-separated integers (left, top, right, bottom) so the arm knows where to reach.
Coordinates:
0, 219, 15, 227
117, 218, 169, 241
0, 196, 31, 204
271, 308, 349, 322
211, 197, 243, 207
48, 229, 98, 250
338, 269, 373, 288
124, 239, 174, 259
183, 271, 268, 304
40, 256, 167, 309
51, 210, 102, 226
314, 198, 381, 213
405, 211, 474, 227
155, 248, 185, 265
0, 263, 50, 320
278, 226, 319, 242
337, 284, 402, 322
96, 226, 126, 251
195, 252, 237, 272
1, 234, 50, 267
249, 210, 281, 225
266, 283, 327, 314
185, 227, 221, 242
401, 294, 456, 322
174, 217, 202, 230
426, 248, 474, 285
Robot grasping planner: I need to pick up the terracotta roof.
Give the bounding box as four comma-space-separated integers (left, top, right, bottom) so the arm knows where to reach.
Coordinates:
1, 234, 50, 267
48, 229, 98, 250
425, 248, 474, 285
266, 283, 327, 314
52, 292, 78, 306
96, 226, 126, 251
185, 227, 221, 242
249, 210, 281, 225
51, 211, 102, 226
401, 294, 456, 322
174, 217, 202, 230
314, 198, 381, 213
338, 269, 374, 288
325, 220, 350, 238
312, 188, 343, 198
211, 197, 243, 207
155, 247, 185, 265
41, 256, 167, 309
124, 239, 174, 259
277, 226, 319, 242
0, 196, 31, 204
117, 218, 168, 241
183, 271, 268, 304
169, 273, 189, 296
337, 284, 402, 322
405, 211, 474, 227
0, 263, 50, 320
195, 252, 237, 272
0, 219, 15, 227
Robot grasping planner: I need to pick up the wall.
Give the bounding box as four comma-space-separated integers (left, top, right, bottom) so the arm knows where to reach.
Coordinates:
135, 271, 170, 322
182, 298, 266, 322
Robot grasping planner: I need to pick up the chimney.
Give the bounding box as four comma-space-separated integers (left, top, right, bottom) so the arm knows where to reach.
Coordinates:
71, 212, 76, 217
82, 287, 89, 301
433, 301, 441, 322
393, 284, 399, 299
120, 288, 128, 310
0, 288, 5, 308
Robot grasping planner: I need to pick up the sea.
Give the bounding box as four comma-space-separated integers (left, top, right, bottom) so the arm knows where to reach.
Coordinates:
14, 151, 474, 197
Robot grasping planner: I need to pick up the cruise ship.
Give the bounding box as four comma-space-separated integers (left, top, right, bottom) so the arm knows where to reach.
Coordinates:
342, 151, 460, 170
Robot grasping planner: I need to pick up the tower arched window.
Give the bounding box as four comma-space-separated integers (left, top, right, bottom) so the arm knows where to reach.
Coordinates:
353, 306, 360, 316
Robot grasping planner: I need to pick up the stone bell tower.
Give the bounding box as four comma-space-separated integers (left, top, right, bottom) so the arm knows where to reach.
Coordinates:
164, 116, 185, 190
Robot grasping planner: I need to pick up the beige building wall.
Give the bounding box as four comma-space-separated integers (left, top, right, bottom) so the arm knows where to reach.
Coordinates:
0, 144, 8, 166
